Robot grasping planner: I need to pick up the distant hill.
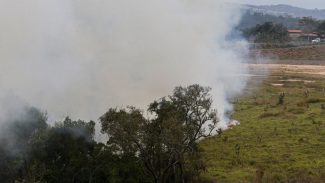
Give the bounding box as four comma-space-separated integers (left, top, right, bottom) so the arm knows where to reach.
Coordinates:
237, 4, 325, 30
244, 4, 325, 20
237, 11, 300, 30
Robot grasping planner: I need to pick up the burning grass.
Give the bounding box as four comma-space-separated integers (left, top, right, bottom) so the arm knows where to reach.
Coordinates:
200, 72, 325, 182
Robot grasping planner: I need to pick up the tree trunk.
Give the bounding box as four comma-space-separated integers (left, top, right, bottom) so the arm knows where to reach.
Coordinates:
179, 163, 185, 183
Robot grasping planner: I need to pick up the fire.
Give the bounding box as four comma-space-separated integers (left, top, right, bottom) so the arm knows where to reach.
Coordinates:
227, 119, 240, 129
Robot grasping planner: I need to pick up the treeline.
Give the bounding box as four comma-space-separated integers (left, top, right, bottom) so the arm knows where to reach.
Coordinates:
238, 11, 325, 31
241, 16, 325, 44
0, 85, 218, 183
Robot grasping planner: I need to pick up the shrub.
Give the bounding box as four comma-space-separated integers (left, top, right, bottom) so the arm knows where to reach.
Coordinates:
287, 107, 305, 114
306, 98, 325, 103
259, 112, 281, 118
278, 92, 285, 105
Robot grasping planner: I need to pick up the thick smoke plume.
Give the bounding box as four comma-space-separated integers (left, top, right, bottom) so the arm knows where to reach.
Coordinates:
0, 1, 248, 129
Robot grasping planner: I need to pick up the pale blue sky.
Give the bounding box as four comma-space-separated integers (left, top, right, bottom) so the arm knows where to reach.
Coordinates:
229, 0, 325, 9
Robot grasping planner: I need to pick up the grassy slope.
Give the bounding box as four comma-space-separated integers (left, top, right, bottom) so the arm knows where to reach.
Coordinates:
200, 73, 325, 182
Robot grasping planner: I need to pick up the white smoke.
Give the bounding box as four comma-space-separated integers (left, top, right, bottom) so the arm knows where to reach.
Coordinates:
0, 1, 248, 129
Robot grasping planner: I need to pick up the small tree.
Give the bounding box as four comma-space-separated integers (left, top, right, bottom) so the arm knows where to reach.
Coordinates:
317, 20, 325, 33
278, 92, 285, 105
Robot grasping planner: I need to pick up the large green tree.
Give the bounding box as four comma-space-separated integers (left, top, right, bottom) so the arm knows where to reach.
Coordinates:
244, 22, 291, 43
100, 84, 218, 183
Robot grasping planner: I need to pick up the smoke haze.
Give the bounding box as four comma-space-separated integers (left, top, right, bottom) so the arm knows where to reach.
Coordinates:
0, 0, 249, 128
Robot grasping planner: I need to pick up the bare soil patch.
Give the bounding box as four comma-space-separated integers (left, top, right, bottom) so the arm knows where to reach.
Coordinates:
249, 64, 325, 77
250, 45, 325, 62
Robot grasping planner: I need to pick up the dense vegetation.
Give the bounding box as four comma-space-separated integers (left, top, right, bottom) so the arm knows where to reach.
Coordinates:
0, 111, 147, 183
241, 16, 325, 45
201, 72, 325, 182
0, 85, 218, 183
243, 22, 291, 43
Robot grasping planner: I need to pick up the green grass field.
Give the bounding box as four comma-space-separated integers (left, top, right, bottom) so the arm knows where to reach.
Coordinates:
200, 72, 325, 182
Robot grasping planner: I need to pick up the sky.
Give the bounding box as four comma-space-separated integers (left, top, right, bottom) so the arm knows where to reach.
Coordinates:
229, 0, 325, 9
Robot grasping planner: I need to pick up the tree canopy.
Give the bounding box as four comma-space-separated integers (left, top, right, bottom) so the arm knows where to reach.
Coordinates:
100, 84, 218, 183
243, 22, 291, 43
0, 84, 218, 183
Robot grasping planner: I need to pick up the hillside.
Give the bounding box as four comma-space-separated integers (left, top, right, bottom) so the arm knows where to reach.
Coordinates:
238, 4, 325, 30
200, 71, 325, 182
238, 11, 300, 29
245, 4, 325, 20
